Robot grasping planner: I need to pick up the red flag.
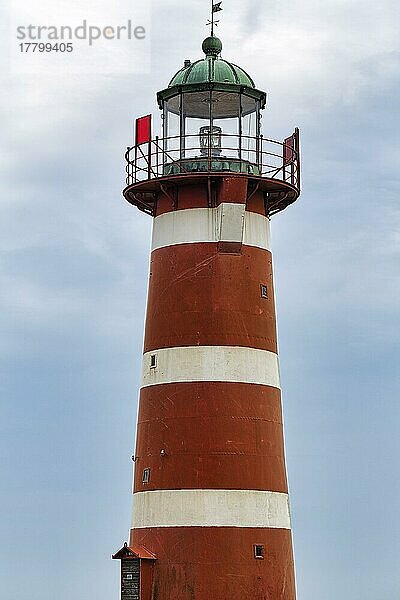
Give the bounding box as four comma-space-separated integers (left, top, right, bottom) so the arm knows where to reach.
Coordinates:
135, 115, 152, 146
283, 135, 294, 164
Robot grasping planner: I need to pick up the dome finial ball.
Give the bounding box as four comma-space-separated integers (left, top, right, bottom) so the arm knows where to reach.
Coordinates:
202, 36, 223, 57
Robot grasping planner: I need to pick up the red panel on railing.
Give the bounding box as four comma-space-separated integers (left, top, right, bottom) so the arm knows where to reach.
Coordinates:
135, 115, 152, 146
283, 134, 294, 165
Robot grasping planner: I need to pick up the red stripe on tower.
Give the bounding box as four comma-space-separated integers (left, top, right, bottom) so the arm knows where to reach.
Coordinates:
114, 23, 301, 600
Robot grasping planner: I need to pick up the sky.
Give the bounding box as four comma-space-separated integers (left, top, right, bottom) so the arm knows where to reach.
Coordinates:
1, 0, 399, 598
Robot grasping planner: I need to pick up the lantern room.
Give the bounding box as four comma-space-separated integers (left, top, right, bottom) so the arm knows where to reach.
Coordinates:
123, 35, 300, 217
157, 36, 266, 175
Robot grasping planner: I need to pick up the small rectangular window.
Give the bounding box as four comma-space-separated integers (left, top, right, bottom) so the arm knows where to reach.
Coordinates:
142, 468, 150, 484
254, 544, 264, 559
150, 354, 157, 369
260, 284, 268, 299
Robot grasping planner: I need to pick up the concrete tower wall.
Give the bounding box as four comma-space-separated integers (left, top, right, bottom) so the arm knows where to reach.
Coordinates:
129, 181, 297, 599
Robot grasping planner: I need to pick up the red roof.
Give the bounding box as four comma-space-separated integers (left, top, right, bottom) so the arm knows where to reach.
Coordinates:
112, 542, 156, 561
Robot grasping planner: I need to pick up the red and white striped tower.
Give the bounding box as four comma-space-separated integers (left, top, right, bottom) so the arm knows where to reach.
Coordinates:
113, 29, 301, 600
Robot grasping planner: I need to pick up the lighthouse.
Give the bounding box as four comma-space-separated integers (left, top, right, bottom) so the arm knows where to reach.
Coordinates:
113, 15, 301, 600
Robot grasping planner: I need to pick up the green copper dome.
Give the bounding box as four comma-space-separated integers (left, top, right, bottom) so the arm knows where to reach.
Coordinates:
168, 37, 255, 89
157, 36, 267, 115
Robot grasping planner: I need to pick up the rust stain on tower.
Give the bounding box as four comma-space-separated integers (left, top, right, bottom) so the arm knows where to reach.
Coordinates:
113, 11, 301, 600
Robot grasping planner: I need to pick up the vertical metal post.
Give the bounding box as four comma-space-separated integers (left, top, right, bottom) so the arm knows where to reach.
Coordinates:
208, 89, 213, 172
126, 147, 130, 185
134, 144, 138, 183
238, 93, 243, 163
291, 131, 295, 186
156, 136, 159, 177
256, 101, 261, 169
163, 103, 168, 167
147, 139, 152, 180
180, 93, 186, 163
282, 139, 286, 182
295, 127, 301, 191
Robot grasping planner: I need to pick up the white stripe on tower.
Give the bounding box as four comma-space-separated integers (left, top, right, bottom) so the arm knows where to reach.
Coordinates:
131, 489, 291, 529
151, 205, 271, 251
141, 346, 280, 389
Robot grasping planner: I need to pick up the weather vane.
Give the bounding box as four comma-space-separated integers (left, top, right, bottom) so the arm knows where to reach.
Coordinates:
207, 1, 223, 37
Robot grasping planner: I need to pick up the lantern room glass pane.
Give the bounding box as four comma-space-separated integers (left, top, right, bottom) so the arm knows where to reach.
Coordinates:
167, 90, 258, 120
242, 112, 257, 162
166, 110, 180, 157
162, 90, 261, 171
241, 95, 258, 117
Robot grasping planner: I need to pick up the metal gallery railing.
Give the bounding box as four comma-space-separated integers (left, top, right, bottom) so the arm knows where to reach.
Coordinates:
125, 130, 300, 191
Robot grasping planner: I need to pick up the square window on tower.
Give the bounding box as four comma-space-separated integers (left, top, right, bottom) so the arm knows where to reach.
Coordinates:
254, 544, 264, 559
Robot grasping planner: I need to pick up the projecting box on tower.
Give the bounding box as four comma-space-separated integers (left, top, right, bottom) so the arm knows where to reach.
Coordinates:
113, 543, 156, 600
